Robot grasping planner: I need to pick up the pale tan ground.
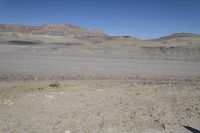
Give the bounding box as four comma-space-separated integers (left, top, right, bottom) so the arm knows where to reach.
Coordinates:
0, 32, 200, 133
0, 81, 200, 133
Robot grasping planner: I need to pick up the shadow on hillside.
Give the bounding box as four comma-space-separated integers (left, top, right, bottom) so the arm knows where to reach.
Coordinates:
6, 40, 40, 45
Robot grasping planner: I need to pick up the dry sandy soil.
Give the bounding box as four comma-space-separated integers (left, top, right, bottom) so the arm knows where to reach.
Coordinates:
0, 33, 200, 133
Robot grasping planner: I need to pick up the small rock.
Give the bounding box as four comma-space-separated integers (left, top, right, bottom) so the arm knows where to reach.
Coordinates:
99, 120, 104, 128
50, 82, 60, 87
97, 89, 103, 92
65, 130, 70, 133
1, 99, 15, 106
45, 95, 56, 100
34, 78, 38, 80
162, 124, 166, 129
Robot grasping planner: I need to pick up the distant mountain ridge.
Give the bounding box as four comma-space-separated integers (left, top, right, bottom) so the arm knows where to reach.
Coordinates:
151, 33, 200, 41
0, 24, 106, 37
0, 24, 199, 40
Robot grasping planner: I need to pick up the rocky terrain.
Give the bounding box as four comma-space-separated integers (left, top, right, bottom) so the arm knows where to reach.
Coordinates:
0, 24, 200, 133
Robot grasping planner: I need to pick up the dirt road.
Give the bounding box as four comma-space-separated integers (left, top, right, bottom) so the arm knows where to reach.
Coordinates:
0, 53, 200, 81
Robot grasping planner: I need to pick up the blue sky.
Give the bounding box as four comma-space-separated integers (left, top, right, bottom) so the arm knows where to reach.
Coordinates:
0, 0, 200, 39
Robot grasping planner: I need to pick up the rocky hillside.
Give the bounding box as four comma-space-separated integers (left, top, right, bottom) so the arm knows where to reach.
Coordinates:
0, 24, 106, 37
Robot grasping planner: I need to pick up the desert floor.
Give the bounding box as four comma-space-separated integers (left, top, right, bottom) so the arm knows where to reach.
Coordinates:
0, 37, 200, 133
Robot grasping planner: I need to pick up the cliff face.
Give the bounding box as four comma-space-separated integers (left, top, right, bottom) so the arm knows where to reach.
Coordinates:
0, 24, 106, 37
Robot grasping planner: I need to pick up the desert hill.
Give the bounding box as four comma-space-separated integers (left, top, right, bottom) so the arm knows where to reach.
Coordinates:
150, 33, 200, 43
0, 24, 106, 37
153, 33, 199, 40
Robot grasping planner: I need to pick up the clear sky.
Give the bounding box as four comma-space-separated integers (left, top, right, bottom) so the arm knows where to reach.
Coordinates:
0, 0, 200, 39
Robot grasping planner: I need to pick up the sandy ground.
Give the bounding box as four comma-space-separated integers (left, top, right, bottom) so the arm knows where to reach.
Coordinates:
0, 81, 200, 133
0, 35, 200, 133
